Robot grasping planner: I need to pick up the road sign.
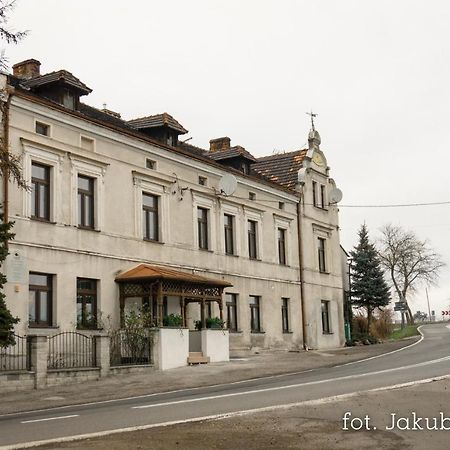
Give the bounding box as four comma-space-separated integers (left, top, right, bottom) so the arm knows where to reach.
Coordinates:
442, 311, 450, 316
394, 302, 408, 311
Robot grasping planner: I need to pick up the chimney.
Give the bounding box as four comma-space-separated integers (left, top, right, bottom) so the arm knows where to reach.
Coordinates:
12, 59, 41, 80
209, 136, 231, 152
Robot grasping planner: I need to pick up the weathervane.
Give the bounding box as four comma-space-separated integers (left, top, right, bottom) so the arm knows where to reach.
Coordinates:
306, 110, 318, 131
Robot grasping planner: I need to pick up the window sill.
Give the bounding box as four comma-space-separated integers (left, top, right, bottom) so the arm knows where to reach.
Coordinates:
225, 253, 239, 258
283, 331, 293, 334
28, 325, 59, 329
313, 206, 329, 212
319, 271, 330, 275
322, 332, 334, 335
30, 217, 55, 224
78, 226, 100, 233
143, 238, 164, 245
251, 331, 265, 334
76, 327, 103, 332
198, 248, 213, 253
229, 330, 243, 334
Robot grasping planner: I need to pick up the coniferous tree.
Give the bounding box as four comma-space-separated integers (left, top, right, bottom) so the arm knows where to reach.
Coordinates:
0, 216, 18, 347
350, 224, 391, 330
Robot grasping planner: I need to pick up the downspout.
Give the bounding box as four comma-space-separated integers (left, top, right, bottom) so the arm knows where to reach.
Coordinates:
297, 191, 308, 350
2, 88, 12, 225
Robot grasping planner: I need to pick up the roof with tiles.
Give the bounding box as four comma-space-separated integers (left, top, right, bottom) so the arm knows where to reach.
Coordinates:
115, 264, 232, 287
208, 145, 257, 162
127, 113, 188, 134
252, 149, 308, 190
22, 70, 92, 94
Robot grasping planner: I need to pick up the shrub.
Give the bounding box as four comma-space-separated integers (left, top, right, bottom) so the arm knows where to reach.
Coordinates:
163, 313, 183, 327
352, 313, 368, 336
370, 309, 394, 341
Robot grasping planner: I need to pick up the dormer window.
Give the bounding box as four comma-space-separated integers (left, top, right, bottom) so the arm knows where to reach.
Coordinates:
19, 66, 92, 112
61, 89, 76, 110
241, 162, 250, 174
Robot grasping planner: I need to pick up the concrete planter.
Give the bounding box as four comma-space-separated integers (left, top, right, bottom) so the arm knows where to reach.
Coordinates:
152, 328, 189, 370
201, 329, 229, 362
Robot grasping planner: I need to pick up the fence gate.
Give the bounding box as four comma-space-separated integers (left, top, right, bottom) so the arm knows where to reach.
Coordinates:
47, 332, 96, 369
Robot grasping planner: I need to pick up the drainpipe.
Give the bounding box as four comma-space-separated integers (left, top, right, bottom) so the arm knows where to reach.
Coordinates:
2, 88, 12, 225
297, 191, 308, 350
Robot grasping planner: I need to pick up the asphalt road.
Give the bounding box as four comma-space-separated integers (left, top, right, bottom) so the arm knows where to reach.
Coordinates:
1, 323, 449, 449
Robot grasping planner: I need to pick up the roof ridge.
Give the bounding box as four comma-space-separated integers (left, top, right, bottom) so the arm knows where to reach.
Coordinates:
256, 148, 307, 161
128, 112, 176, 123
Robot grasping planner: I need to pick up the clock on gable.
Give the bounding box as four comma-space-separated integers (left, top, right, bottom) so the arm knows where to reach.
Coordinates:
312, 152, 324, 167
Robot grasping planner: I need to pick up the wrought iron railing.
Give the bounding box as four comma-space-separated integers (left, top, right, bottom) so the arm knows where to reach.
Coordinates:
110, 330, 152, 366
0, 334, 29, 372
47, 332, 96, 369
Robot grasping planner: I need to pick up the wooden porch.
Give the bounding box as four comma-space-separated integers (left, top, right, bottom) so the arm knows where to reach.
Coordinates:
115, 264, 232, 328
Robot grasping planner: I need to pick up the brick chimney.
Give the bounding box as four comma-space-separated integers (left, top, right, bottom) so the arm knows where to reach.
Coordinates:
209, 136, 231, 152
12, 59, 41, 80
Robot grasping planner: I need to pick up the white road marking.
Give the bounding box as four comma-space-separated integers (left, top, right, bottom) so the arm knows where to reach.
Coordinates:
337, 324, 425, 367
0, 326, 428, 420
20, 415, 79, 424
133, 354, 450, 409
3, 375, 449, 450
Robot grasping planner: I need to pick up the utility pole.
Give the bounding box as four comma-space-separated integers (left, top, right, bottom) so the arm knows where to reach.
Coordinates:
425, 288, 431, 322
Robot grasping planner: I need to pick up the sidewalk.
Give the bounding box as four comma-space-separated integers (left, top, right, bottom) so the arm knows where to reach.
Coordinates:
0, 338, 416, 415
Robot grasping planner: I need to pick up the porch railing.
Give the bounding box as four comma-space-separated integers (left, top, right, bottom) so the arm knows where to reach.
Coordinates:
47, 332, 96, 369
110, 330, 152, 366
0, 334, 30, 372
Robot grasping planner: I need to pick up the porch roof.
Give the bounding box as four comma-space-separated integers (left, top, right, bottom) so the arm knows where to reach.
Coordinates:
115, 264, 232, 288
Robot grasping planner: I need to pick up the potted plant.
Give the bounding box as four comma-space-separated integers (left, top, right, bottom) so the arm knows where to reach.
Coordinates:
162, 313, 183, 327
206, 317, 225, 329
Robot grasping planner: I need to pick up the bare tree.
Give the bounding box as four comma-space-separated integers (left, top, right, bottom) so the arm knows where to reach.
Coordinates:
0, 0, 28, 189
0, 0, 27, 70
378, 224, 445, 324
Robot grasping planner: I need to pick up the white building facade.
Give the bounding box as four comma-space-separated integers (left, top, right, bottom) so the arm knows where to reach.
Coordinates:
1, 59, 345, 353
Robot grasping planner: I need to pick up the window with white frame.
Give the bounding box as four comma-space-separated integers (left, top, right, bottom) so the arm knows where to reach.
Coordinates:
70, 157, 107, 231
274, 215, 291, 266
31, 162, 50, 221
133, 174, 169, 243
192, 193, 216, 252
321, 300, 331, 334
197, 207, 209, 250
22, 143, 63, 223
318, 237, 327, 273
244, 208, 263, 261
142, 193, 159, 241
78, 174, 95, 229
35, 121, 50, 137
224, 214, 234, 255
281, 298, 290, 333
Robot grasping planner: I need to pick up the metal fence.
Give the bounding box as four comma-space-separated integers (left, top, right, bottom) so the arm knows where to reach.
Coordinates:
47, 332, 96, 369
110, 330, 152, 366
0, 334, 29, 372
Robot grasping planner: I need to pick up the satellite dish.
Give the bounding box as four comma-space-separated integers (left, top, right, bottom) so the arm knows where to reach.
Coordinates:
329, 187, 343, 204
297, 168, 307, 185
218, 174, 237, 196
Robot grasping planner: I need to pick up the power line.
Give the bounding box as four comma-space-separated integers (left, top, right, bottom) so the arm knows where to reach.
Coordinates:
338, 201, 450, 208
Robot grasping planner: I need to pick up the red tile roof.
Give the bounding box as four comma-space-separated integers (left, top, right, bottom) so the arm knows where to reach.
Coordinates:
115, 264, 232, 287
208, 146, 257, 162
22, 70, 92, 94
252, 149, 307, 190
127, 113, 188, 134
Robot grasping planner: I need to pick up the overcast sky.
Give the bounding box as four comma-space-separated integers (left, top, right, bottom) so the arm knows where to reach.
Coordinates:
5, 0, 450, 317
